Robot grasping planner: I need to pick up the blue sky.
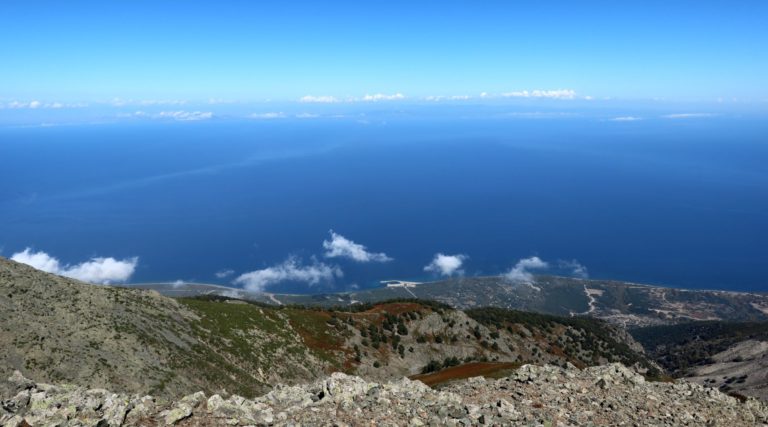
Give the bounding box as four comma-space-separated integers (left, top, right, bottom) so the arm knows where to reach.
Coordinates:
1, 1, 767, 108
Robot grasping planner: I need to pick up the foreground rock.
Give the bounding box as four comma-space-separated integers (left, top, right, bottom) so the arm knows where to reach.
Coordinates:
2, 363, 767, 426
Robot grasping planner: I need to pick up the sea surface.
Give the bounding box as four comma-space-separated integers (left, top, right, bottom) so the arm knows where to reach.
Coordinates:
1, 115, 767, 292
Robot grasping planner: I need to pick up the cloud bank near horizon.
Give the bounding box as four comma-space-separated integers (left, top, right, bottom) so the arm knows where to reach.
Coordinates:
297, 89, 585, 104
662, 113, 716, 119
299, 93, 406, 103
610, 116, 643, 122
501, 89, 577, 100
10, 248, 138, 284
123, 110, 214, 121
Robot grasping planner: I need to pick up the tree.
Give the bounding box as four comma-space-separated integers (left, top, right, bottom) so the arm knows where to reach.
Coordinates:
397, 323, 408, 335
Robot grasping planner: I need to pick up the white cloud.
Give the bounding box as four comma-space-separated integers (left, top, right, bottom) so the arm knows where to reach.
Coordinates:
424, 95, 471, 102
361, 93, 405, 102
299, 95, 340, 103
10, 248, 61, 273
535, 89, 576, 99
172, 280, 186, 288
502, 89, 577, 100
215, 269, 235, 279
63, 257, 139, 284
122, 111, 148, 118
250, 112, 287, 119
559, 260, 589, 279
3, 100, 87, 109
10, 248, 138, 284
322, 230, 392, 262
298, 93, 406, 104
122, 110, 213, 121
4, 100, 42, 109
503, 256, 548, 283
424, 253, 467, 277
502, 91, 527, 98
156, 111, 213, 121
610, 116, 643, 122
233, 257, 343, 293
295, 113, 320, 119
662, 113, 716, 119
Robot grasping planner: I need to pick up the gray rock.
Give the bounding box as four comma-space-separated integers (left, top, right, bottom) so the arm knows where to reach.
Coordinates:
160, 391, 205, 425
6, 372, 34, 392
1, 414, 26, 427
100, 394, 133, 426
2, 363, 767, 426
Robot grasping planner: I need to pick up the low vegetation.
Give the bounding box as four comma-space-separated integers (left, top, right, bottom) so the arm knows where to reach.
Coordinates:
466, 307, 661, 377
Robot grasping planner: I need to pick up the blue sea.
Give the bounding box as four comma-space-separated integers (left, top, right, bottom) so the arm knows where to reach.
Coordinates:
2, 112, 767, 292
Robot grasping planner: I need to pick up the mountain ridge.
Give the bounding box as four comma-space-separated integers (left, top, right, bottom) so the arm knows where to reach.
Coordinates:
130, 275, 768, 327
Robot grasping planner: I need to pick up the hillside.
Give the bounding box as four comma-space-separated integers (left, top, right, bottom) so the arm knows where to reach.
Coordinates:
632, 321, 768, 400
143, 275, 768, 327
0, 256, 657, 399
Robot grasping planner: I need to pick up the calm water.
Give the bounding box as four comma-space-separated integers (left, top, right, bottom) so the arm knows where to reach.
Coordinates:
1, 116, 767, 292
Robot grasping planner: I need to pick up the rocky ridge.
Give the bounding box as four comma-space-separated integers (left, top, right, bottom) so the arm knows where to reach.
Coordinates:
3, 364, 767, 426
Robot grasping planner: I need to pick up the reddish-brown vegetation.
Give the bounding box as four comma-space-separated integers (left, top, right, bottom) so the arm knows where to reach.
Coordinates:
409, 362, 521, 387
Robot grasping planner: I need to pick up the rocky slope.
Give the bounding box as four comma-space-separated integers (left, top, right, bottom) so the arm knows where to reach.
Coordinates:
0, 256, 345, 399
685, 340, 768, 402
0, 257, 657, 400
3, 364, 767, 426
0, 256, 202, 397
